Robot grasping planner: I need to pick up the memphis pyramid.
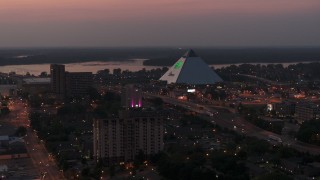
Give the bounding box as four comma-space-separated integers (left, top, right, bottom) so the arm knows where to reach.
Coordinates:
160, 49, 223, 84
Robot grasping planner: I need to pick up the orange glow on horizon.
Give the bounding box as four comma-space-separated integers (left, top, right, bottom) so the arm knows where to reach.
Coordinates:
1, 0, 320, 23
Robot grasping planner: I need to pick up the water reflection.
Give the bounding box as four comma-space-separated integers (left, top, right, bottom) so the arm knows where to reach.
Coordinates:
0, 60, 314, 75
0, 60, 160, 75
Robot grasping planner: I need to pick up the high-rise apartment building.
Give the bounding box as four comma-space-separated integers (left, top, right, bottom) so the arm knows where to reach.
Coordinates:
66, 72, 93, 97
50, 64, 66, 95
93, 109, 164, 165
50, 64, 93, 97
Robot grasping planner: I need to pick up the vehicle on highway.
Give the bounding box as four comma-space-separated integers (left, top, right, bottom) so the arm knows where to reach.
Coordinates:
206, 111, 214, 117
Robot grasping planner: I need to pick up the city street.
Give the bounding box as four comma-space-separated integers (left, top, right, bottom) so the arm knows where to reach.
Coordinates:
8, 100, 64, 180
147, 93, 320, 155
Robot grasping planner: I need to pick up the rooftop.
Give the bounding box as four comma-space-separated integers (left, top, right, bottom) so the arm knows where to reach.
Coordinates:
0, 135, 9, 141
160, 49, 223, 84
23, 78, 50, 84
183, 49, 198, 58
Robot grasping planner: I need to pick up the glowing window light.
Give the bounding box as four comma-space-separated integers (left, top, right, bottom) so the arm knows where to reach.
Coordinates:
174, 61, 184, 69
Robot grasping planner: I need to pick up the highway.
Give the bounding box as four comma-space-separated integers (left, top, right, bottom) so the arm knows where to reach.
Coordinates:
146, 93, 320, 155
8, 100, 64, 180
237, 74, 290, 86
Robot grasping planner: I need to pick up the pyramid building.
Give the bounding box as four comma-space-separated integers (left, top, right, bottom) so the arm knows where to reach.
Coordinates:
160, 49, 223, 84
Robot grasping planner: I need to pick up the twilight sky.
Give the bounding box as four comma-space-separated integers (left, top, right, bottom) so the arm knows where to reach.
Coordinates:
1, 0, 320, 47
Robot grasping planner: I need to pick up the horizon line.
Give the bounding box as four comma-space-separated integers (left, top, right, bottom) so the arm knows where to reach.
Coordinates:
1, 45, 320, 50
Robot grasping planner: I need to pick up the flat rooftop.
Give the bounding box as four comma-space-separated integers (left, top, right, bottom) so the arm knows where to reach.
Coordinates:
23, 78, 50, 84
0, 135, 9, 141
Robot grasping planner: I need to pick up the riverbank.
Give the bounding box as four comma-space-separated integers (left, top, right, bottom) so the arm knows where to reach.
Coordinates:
1, 47, 320, 67
0, 60, 318, 76
143, 47, 320, 66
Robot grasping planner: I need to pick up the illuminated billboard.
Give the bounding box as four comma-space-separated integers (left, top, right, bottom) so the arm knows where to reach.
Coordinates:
187, 89, 196, 93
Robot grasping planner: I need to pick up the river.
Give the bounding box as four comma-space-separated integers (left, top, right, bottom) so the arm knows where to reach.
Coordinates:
0, 60, 315, 75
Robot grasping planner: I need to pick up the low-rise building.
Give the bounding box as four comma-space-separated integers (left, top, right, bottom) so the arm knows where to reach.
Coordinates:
0, 136, 28, 160
22, 78, 51, 95
0, 85, 17, 97
295, 102, 320, 124
267, 101, 296, 118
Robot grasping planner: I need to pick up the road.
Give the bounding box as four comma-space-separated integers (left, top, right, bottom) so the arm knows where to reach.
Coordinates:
146, 93, 320, 155
237, 74, 290, 86
8, 100, 64, 180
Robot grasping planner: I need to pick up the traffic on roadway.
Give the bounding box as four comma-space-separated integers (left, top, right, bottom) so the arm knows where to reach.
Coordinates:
146, 93, 320, 155
8, 99, 64, 180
